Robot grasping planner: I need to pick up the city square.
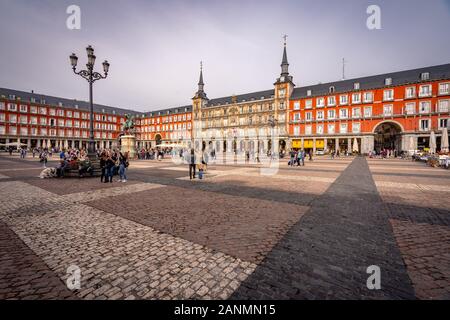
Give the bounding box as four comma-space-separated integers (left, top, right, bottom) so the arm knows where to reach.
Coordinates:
0, 153, 449, 300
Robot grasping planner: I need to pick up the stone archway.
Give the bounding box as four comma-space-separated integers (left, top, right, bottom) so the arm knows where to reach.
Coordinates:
374, 122, 402, 153
155, 134, 162, 146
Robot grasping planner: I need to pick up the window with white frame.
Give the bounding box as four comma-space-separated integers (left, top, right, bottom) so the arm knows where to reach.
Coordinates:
31, 127, 37, 136
383, 104, 393, 116
419, 119, 430, 131
340, 95, 348, 105
74, 111, 80, 118
328, 123, 335, 134
405, 86, 416, 99
328, 109, 336, 119
20, 105, 27, 112
9, 126, 17, 135
385, 78, 392, 86
9, 114, 17, 123
306, 112, 313, 121
363, 92, 373, 103
439, 118, 449, 129
0, 113, 4, 121
439, 83, 450, 95
0, 102, 5, 110
66, 120, 72, 127
294, 126, 300, 135
305, 99, 312, 109
419, 84, 432, 97
305, 125, 312, 135
419, 101, 431, 114
40, 118, 47, 125
339, 108, 348, 119
316, 97, 325, 107
317, 110, 324, 120
352, 107, 361, 118
20, 127, 27, 135
20, 115, 27, 124
307, 90, 312, 96
327, 96, 336, 106
364, 106, 372, 117
41, 128, 47, 136
294, 101, 300, 110
383, 89, 394, 101
0, 125, 5, 134
340, 123, 348, 133
405, 102, 416, 115
438, 100, 449, 113
352, 122, 361, 133
317, 124, 324, 134
420, 72, 430, 81
57, 109, 64, 116
293, 113, 300, 122
354, 83, 360, 90
352, 93, 361, 104
8, 103, 17, 111
58, 119, 64, 127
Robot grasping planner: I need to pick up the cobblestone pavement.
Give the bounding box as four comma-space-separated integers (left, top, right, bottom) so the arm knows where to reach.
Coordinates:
0, 154, 448, 300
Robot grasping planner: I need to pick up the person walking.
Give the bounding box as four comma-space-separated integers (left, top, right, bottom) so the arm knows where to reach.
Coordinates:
118, 152, 129, 182
189, 148, 196, 180
40, 151, 48, 168
289, 149, 296, 167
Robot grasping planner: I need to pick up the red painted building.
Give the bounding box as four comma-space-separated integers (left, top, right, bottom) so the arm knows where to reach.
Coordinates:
288, 64, 450, 154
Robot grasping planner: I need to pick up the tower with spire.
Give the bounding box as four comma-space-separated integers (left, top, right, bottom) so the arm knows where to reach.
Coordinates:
273, 35, 295, 150
192, 61, 209, 149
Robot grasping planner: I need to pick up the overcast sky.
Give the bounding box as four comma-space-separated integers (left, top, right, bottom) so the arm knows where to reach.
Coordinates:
1, 0, 449, 112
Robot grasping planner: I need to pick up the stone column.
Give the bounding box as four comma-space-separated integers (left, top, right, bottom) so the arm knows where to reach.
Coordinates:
347, 137, 352, 153
301, 138, 304, 150
324, 138, 328, 152
335, 138, 339, 152
27, 139, 31, 150
313, 138, 317, 154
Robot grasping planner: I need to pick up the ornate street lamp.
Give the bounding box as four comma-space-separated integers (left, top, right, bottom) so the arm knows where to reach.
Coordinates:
69, 45, 109, 155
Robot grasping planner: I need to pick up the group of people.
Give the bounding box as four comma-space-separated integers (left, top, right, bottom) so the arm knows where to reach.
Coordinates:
288, 149, 309, 166
99, 149, 129, 183
137, 148, 169, 161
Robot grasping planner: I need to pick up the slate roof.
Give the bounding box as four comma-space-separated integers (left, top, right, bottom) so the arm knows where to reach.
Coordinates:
0, 87, 191, 116
291, 63, 450, 99
207, 89, 275, 107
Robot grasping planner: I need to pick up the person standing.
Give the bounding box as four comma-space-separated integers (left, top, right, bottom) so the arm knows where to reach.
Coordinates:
289, 149, 295, 167
189, 148, 196, 180
105, 151, 115, 183
118, 152, 128, 183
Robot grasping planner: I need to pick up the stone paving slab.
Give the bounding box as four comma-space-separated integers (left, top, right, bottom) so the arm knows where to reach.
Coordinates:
0, 220, 77, 300
231, 157, 416, 299
390, 219, 450, 300
86, 186, 309, 264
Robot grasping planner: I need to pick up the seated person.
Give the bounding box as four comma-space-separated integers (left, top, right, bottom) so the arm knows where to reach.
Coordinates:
56, 159, 69, 177
78, 157, 93, 177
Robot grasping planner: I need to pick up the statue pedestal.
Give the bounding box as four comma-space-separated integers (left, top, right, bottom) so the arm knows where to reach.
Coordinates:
120, 135, 136, 159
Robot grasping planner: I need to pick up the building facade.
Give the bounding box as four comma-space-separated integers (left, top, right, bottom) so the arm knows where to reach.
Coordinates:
1, 43, 449, 154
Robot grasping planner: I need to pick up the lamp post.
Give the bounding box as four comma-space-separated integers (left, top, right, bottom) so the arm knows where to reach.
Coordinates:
268, 115, 278, 157
69, 45, 109, 156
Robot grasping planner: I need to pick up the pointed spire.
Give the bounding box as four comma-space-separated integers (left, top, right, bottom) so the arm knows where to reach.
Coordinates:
198, 61, 204, 86
193, 61, 208, 100
281, 35, 289, 76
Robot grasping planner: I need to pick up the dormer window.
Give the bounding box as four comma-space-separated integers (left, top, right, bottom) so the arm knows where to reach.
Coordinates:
354, 83, 360, 90
306, 90, 312, 97
385, 78, 392, 86
58, 102, 63, 107
41, 99, 46, 104
329, 86, 335, 93
31, 97, 36, 103
420, 72, 430, 81
9, 94, 15, 100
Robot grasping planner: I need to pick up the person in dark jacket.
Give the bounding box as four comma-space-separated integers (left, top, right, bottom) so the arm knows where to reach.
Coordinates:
189, 148, 196, 180
105, 152, 115, 183
100, 151, 107, 182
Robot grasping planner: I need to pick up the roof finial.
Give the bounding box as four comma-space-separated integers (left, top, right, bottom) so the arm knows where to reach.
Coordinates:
283, 34, 288, 46
200, 60, 203, 71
